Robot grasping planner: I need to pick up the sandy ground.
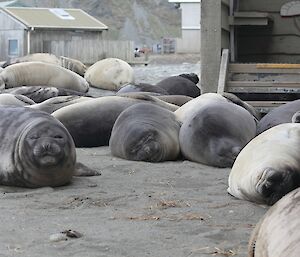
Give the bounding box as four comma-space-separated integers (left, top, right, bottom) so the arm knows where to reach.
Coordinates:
0, 54, 268, 257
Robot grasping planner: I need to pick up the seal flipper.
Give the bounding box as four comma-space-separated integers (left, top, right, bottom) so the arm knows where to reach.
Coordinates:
247, 217, 264, 257
256, 168, 300, 205
73, 162, 101, 177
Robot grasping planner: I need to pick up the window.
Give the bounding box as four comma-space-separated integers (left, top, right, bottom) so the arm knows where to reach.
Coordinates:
8, 39, 18, 56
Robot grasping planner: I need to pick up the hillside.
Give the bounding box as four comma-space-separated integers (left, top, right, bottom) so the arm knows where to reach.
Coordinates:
6, 0, 181, 48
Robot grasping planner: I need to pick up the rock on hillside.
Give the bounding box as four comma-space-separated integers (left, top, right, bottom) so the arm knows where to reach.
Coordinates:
13, 0, 181, 47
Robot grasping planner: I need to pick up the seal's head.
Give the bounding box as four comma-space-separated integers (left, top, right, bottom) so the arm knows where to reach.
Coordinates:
16, 118, 76, 187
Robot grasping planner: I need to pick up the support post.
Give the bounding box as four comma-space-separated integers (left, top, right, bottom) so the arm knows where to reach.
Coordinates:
200, 0, 222, 93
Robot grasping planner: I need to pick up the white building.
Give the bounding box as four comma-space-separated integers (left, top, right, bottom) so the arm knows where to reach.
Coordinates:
169, 0, 201, 53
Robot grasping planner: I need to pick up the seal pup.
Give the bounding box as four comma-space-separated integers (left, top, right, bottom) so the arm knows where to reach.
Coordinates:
228, 123, 300, 205
109, 103, 180, 162
0, 62, 89, 93
178, 99, 257, 167
7, 86, 89, 103
84, 58, 134, 90
248, 187, 300, 257
156, 73, 200, 97
0, 106, 75, 188
257, 99, 300, 134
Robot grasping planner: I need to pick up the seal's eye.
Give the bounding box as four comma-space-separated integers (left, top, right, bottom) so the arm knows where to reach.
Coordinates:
54, 135, 63, 139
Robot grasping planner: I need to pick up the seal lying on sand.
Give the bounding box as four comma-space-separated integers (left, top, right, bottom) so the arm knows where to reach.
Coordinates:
257, 99, 300, 134
52, 95, 178, 147
228, 123, 300, 205
248, 187, 300, 257
156, 73, 200, 97
0, 106, 98, 188
2, 53, 86, 76
109, 103, 180, 162
0, 62, 89, 93
178, 98, 257, 167
52, 96, 144, 147
84, 58, 134, 91
7, 86, 89, 103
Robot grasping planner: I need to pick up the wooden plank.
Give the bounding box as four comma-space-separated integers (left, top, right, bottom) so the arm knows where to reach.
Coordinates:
229, 64, 300, 74
228, 81, 300, 87
256, 63, 300, 69
217, 49, 229, 94
233, 11, 270, 18
246, 101, 289, 107
227, 86, 300, 93
229, 16, 269, 26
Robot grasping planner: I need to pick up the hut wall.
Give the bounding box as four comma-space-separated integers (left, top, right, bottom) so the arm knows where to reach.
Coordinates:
237, 0, 300, 63
0, 10, 26, 61
30, 30, 134, 64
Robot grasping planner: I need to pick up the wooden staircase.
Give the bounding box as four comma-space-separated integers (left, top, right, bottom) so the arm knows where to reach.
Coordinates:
218, 49, 300, 115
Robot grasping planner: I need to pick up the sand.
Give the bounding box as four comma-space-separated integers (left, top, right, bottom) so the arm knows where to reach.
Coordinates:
0, 54, 268, 257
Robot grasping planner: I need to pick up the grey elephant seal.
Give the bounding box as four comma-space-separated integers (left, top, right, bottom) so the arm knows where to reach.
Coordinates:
257, 99, 300, 134
29, 95, 92, 114
178, 97, 256, 167
0, 61, 89, 93
52, 96, 144, 147
84, 58, 134, 90
156, 95, 193, 106
117, 83, 169, 95
228, 123, 300, 205
2, 53, 86, 76
248, 187, 300, 257
7, 86, 89, 103
0, 106, 76, 188
53, 95, 179, 147
156, 73, 200, 97
109, 103, 180, 162
0, 93, 35, 106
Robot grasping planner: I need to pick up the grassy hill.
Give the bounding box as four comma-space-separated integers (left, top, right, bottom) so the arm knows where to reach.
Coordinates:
7, 0, 181, 48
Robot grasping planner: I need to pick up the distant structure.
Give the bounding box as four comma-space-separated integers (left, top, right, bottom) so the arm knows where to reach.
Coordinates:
0, 7, 108, 63
168, 0, 200, 53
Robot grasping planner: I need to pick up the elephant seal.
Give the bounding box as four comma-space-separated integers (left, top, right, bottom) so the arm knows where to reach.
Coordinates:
0, 62, 89, 93
156, 95, 193, 106
228, 123, 300, 205
109, 103, 180, 162
2, 53, 86, 76
52, 96, 144, 147
156, 73, 200, 97
84, 58, 134, 90
178, 99, 257, 167
7, 86, 89, 103
248, 187, 300, 257
29, 95, 92, 114
0, 93, 35, 106
117, 83, 169, 95
257, 99, 300, 134
0, 106, 76, 188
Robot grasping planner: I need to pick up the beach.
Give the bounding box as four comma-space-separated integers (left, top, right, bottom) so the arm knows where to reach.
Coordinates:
0, 54, 268, 257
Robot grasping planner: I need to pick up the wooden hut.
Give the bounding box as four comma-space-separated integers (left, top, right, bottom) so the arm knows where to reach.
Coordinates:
0, 7, 108, 64
201, 0, 300, 113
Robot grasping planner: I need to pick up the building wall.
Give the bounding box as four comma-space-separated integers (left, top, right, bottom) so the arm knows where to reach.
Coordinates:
29, 30, 134, 64
0, 9, 26, 61
174, 1, 201, 53
237, 0, 300, 63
